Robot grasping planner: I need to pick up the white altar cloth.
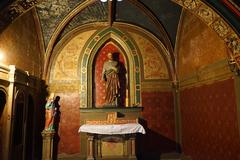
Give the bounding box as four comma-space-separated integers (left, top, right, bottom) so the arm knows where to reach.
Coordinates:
78, 123, 146, 135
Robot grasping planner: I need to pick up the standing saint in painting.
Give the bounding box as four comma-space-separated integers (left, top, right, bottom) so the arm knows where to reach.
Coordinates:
102, 52, 120, 106
44, 93, 56, 131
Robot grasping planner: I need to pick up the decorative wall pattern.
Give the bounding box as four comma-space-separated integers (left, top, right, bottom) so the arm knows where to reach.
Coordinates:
142, 91, 175, 140
180, 78, 240, 160
178, 11, 228, 78
172, 0, 240, 72
138, 91, 177, 157
57, 92, 80, 154
129, 32, 169, 80
94, 43, 125, 107
52, 30, 96, 81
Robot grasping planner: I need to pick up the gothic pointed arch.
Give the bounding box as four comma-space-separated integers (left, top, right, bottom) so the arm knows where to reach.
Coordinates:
79, 27, 141, 108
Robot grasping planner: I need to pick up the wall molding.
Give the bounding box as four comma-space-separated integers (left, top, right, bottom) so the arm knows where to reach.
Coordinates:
179, 59, 233, 89
141, 81, 172, 92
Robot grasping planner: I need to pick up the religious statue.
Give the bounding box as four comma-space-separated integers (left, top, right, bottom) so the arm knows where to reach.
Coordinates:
102, 52, 120, 106
44, 93, 56, 131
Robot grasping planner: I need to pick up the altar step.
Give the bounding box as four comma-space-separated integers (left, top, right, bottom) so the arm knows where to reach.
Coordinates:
58, 157, 191, 160
160, 152, 191, 160
58, 158, 189, 160
57, 155, 191, 160
57, 153, 191, 160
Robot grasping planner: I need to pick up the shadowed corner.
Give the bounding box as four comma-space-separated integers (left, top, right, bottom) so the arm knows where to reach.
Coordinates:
113, 52, 127, 108
136, 118, 182, 160
53, 96, 61, 160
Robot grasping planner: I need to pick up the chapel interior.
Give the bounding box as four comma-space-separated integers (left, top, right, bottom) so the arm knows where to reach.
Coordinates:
0, 0, 240, 160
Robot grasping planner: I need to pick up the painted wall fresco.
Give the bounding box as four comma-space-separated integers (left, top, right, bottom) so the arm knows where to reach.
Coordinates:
178, 11, 228, 79
52, 30, 96, 81
180, 78, 240, 160
94, 43, 126, 107
0, 10, 42, 77
138, 91, 176, 158
129, 32, 169, 80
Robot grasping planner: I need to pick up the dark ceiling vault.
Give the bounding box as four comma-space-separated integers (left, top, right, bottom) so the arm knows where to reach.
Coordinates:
0, 0, 239, 51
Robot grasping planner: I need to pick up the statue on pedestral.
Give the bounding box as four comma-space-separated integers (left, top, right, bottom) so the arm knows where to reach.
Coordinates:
44, 93, 56, 131
102, 52, 120, 106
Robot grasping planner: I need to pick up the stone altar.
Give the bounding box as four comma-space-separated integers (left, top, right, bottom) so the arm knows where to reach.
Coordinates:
79, 108, 144, 160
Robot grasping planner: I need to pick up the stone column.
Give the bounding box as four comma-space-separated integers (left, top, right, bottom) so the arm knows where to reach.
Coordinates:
87, 134, 95, 160
42, 130, 55, 160
129, 135, 136, 160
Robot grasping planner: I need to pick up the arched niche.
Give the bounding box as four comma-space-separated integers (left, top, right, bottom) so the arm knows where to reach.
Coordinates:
79, 27, 141, 108
93, 41, 128, 108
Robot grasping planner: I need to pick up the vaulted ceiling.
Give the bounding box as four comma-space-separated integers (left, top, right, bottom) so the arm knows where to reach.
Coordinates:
0, 0, 239, 52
